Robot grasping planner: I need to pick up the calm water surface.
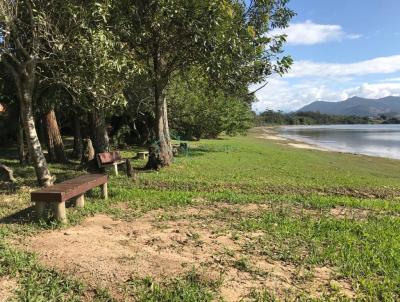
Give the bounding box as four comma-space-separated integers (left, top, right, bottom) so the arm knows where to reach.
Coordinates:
279, 124, 400, 160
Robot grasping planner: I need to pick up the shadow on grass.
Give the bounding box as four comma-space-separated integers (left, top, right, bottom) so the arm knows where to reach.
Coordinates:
179, 145, 239, 158
0, 182, 19, 194
0, 205, 37, 225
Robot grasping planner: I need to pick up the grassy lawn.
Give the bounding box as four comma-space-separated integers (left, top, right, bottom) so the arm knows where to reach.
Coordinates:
1, 128, 400, 301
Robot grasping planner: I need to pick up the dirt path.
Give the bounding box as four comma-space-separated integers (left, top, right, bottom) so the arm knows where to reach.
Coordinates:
17, 203, 354, 301
0, 277, 17, 302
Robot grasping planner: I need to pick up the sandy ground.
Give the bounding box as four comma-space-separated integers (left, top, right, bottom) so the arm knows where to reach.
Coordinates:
0, 277, 17, 302
254, 127, 328, 152
17, 203, 354, 301
287, 142, 327, 151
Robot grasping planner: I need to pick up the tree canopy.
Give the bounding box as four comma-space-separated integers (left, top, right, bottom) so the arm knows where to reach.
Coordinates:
0, 0, 294, 185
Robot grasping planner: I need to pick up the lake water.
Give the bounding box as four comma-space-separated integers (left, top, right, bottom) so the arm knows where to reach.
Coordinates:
279, 124, 400, 160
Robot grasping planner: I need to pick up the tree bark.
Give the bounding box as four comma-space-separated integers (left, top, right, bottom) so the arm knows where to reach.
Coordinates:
80, 138, 98, 171
18, 66, 53, 187
73, 116, 83, 159
147, 50, 173, 169
43, 109, 68, 163
17, 119, 26, 165
163, 96, 172, 150
1, 4, 53, 187
37, 117, 46, 145
89, 110, 109, 154
0, 164, 16, 183
147, 91, 173, 169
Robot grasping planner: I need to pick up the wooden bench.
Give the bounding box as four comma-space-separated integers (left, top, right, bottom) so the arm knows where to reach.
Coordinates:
97, 151, 126, 176
31, 174, 108, 223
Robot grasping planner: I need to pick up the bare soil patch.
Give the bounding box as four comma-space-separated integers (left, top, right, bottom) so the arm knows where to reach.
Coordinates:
0, 277, 17, 302
330, 206, 371, 220
18, 204, 354, 301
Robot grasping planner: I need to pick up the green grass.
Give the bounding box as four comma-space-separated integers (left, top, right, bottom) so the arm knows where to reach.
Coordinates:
125, 271, 219, 302
1, 131, 400, 301
237, 210, 400, 300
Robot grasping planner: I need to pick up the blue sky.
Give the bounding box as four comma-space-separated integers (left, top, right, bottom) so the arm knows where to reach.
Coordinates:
252, 0, 400, 112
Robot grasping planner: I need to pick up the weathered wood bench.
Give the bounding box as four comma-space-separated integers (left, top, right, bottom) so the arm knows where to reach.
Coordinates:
31, 174, 108, 223
97, 151, 126, 176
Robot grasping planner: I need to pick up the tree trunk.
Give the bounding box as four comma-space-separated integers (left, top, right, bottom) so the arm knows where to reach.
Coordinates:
19, 69, 53, 187
17, 119, 26, 165
89, 110, 109, 154
73, 116, 83, 159
37, 117, 46, 145
43, 109, 68, 163
80, 138, 95, 164
147, 91, 173, 169
163, 96, 172, 150
0, 164, 16, 183
147, 50, 173, 169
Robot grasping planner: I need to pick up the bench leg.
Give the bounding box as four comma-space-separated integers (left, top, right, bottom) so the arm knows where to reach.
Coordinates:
75, 194, 85, 208
113, 163, 118, 176
101, 183, 108, 199
36, 201, 46, 220
54, 202, 67, 224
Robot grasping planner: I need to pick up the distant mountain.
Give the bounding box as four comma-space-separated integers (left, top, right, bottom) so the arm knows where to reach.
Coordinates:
297, 96, 400, 117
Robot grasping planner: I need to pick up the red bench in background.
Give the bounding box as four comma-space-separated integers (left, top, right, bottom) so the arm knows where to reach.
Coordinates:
96, 151, 126, 176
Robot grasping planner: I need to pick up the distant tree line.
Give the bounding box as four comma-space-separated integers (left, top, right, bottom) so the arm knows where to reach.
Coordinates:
378, 114, 400, 124
256, 110, 374, 125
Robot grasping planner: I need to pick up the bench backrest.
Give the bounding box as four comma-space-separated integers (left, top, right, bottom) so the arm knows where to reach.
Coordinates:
97, 151, 122, 166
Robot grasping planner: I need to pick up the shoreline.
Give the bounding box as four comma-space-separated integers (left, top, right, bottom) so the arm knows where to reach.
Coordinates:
252, 126, 400, 161
253, 126, 329, 152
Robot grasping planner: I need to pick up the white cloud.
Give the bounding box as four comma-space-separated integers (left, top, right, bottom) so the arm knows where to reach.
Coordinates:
345, 83, 400, 99
251, 78, 346, 112
252, 78, 400, 113
272, 20, 361, 45
251, 54, 400, 112
288, 55, 400, 78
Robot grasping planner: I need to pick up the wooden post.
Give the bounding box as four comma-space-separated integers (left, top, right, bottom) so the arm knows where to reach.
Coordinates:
126, 159, 132, 177
54, 202, 67, 224
75, 194, 85, 208
101, 183, 108, 199
113, 163, 118, 176
36, 201, 46, 219
126, 159, 138, 182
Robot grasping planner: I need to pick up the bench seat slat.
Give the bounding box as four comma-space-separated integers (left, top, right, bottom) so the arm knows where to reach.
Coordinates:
31, 174, 108, 203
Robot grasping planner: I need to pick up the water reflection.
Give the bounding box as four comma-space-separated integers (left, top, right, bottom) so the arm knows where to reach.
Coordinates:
279, 125, 400, 160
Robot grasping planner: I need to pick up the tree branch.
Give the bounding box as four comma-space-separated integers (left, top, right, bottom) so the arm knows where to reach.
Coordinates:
247, 81, 268, 96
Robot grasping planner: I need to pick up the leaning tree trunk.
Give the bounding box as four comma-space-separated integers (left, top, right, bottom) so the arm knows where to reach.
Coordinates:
43, 109, 68, 163
18, 67, 53, 187
73, 116, 83, 159
89, 109, 109, 154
